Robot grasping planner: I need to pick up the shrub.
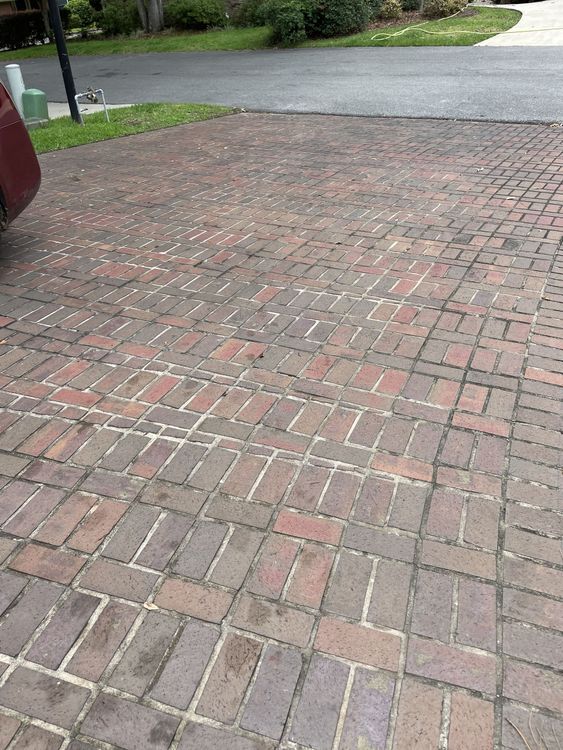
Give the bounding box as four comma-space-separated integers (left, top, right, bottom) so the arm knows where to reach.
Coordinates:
0, 11, 45, 50
402, 0, 419, 10
67, 0, 96, 35
261, 0, 371, 42
378, 0, 402, 18
99, 0, 141, 35
307, 0, 370, 38
60, 5, 73, 29
233, 0, 266, 26
367, 0, 381, 19
423, 0, 465, 17
262, 0, 308, 43
165, 0, 227, 28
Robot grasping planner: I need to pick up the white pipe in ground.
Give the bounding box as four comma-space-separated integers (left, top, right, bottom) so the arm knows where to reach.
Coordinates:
5, 64, 26, 117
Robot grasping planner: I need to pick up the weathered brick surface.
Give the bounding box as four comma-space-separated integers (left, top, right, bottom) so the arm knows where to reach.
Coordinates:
80, 558, 158, 602
448, 692, 494, 750
67, 600, 138, 681
9, 542, 85, 584
0, 113, 561, 745
197, 632, 261, 723
80, 693, 179, 750
179, 722, 273, 750
233, 594, 314, 647
315, 616, 401, 671
367, 559, 412, 630
241, 644, 302, 739
290, 654, 349, 750
340, 668, 395, 750
101, 503, 160, 562
172, 519, 227, 579
0, 571, 26, 617
0, 579, 62, 656
8, 725, 63, 750
502, 702, 563, 750
406, 636, 497, 694
323, 550, 372, 619
209, 526, 263, 589
393, 677, 443, 750
150, 618, 219, 709
248, 534, 299, 599
155, 577, 234, 621
26, 590, 99, 669
286, 542, 334, 608
0, 667, 89, 729
108, 609, 178, 697
0, 714, 19, 747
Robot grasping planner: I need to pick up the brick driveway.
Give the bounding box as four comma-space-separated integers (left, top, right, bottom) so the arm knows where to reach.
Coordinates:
0, 114, 561, 749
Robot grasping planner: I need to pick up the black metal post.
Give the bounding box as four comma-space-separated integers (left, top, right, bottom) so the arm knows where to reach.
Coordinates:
47, 0, 81, 124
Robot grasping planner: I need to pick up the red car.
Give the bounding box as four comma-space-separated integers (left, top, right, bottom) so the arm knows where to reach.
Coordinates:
0, 82, 41, 230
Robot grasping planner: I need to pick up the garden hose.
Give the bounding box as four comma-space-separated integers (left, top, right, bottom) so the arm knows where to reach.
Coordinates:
370, 9, 563, 40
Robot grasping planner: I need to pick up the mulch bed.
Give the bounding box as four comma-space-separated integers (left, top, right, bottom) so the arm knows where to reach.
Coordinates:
367, 8, 477, 29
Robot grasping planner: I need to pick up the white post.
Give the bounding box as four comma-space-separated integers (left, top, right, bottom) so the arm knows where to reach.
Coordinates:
5, 64, 26, 117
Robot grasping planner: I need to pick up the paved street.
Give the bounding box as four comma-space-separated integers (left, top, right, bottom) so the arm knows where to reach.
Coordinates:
0, 113, 562, 748
9, 45, 563, 123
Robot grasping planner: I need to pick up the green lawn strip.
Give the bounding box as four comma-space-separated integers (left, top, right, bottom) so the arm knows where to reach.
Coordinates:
302, 8, 520, 47
0, 7, 519, 61
0, 26, 271, 60
30, 102, 232, 153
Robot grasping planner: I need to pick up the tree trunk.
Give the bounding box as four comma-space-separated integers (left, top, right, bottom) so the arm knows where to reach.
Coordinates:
136, 0, 149, 31
41, 0, 52, 40
137, 0, 163, 32
148, 0, 163, 32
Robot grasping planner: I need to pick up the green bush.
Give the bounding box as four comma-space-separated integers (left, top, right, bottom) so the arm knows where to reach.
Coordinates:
261, 0, 371, 43
99, 0, 140, 35
233, 0, 266, 26
60, 5, 73, 29
367, 0, 381, 19
307, 0, 370, 38
262, 0, 309, 43
0, 11, 45, 50
378, 0, 402, 18
402, 0, 419, 10
67, 0, 96, 34
165, 0, 227, 28
423, 0, 465, 17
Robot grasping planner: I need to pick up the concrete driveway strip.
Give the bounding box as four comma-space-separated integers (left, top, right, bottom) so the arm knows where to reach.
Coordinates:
6, 45, 563, 122
0, 112, 561, 748
479, 0, 563, 46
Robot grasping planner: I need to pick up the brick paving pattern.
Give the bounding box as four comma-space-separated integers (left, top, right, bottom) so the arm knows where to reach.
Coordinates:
0, 113, 561, 748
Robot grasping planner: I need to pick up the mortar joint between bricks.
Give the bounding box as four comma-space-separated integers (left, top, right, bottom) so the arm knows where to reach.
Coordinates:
331, 664, 356, 750
438, 688, 452, 750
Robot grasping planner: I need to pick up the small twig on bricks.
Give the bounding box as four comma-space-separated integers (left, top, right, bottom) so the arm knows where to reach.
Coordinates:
505, 718, 534, 750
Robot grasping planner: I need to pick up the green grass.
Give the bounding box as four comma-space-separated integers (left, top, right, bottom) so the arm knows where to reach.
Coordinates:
0, 7, 519, 61
0, 26, 271, 60
30, 102, 232, 153
302, 8, 520, 47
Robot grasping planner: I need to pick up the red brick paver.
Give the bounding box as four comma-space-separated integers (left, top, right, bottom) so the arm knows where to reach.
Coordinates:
0, 114, 561, 749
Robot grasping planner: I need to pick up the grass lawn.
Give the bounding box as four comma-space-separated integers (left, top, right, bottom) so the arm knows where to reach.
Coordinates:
0, 7, 519, 60
0, 27, 271, 60
303, 7, 519, 46
30, 102, 232, 153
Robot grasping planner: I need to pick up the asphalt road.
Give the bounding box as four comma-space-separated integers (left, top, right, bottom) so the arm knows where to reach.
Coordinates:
8, 46, 563, 123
